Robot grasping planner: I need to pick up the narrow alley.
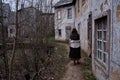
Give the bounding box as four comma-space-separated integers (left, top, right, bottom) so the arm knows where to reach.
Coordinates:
56, 43, 96, 80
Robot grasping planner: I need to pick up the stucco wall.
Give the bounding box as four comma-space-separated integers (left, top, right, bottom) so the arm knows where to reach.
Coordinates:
75, 0, 92, 54
110, 0, 120, 80
55, 5, 75, 40
92, 0, 112, 80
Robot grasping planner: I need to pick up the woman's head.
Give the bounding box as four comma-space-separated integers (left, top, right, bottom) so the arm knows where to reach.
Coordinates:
71, 28, 78, 34
70, 28, 79, 40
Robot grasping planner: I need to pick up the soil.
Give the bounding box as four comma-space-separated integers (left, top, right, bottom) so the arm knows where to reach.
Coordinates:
58, 43, 84, 80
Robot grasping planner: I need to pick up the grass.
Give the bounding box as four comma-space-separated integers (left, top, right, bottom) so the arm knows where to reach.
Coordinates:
54, 43, 68, 80
81, 50, 97, 80
48, 37, 96, 80
48, 37, 69, 44
81, 49, 88, 57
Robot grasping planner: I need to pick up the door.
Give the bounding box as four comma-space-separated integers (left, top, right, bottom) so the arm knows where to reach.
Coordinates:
88, 13, 92, 57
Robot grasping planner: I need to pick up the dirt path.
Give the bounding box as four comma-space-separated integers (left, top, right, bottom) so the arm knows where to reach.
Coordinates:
62, 62, 83, 80
58, 43, 84, 80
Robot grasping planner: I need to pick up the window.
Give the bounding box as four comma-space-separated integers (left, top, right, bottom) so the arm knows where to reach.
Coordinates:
95, 16, 107, 63
82, 0, 86, 6
58, 29, 61, 36
10, 29, 13, 34
57, 11, 61, 19
67, 8, 72, 19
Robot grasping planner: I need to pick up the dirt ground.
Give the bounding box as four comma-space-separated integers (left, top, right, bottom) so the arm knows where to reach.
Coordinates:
61, 61, 84, 80
58, 43, 84, 80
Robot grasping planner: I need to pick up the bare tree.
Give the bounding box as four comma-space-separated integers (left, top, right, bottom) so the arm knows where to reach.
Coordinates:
0, 0, 9, 80
9, 0, 19, 80
0, 0, 54, 80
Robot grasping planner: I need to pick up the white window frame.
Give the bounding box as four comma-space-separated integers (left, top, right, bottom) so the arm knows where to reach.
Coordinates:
95, 16, 108, 64
67, 8, 72, 19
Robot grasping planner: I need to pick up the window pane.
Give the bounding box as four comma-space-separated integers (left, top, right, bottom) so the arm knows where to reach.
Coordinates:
97, 31, 102, 40
97, 41, 102, 50
103, 19, 107, 29
67, 8, 72, 19
103, 31, 107, 41
103, 42, 107, 52
97, 50, 102, 60
99, 51, 102, 60
103, 53, 106, 63
97, 23, 102, 30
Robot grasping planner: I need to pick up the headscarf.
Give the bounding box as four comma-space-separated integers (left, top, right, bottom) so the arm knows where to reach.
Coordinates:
70, 28, 79, 40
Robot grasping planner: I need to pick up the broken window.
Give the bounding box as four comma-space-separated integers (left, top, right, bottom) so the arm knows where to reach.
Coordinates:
95, 16, 107, 63
67, 8, 72, 19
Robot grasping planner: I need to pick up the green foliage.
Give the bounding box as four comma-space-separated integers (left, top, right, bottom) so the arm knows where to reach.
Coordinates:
48, 37, 69, 44
81, 51, 96, 80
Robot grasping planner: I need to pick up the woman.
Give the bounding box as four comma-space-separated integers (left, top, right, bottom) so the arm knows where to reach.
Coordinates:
69, 28, 81, 65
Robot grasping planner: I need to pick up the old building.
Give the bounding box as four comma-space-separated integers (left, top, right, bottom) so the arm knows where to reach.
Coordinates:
8, 6, 54, 40
92, 0, 120, 80
75, 0, 120, 80
0, 1, 11, 41
54, 0, 75, 40
74, 0, 120, 80
74, 0, 92, 55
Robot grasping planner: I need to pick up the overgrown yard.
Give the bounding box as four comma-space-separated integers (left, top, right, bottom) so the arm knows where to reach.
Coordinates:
48, 38, 68, 80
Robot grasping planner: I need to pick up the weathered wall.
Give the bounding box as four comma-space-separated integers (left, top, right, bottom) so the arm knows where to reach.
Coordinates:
92, 0, 112, 80
75, 0, 92, 54
55, 6, 75, 40
110, 0, 120, 80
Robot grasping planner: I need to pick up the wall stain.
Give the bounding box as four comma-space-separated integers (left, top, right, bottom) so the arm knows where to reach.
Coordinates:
112, 70, 120, 80
116, 4, 120, 22
100, 3, 103, 12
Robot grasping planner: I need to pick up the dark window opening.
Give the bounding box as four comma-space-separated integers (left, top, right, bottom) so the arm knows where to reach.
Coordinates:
58, 29, 61, 36
67, 8, 72, 19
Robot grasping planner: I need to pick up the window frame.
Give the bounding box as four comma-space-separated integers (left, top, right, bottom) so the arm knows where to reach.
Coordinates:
95, 16, 108, 65
67, 8, 72, 19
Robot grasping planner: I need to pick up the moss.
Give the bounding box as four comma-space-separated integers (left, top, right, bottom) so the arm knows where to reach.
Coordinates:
48, 37, 69, 44
81, 50, 97, 80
